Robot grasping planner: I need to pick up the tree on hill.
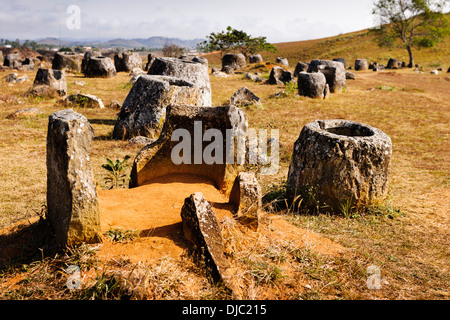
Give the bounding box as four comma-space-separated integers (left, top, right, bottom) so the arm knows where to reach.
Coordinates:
372, 0, 450, 67
198, 26, 278, 57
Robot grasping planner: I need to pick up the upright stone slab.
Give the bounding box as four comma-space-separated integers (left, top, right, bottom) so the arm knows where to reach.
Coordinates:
113, 75, 204, 140
229, 172, 262, 221
229, 87, 261, 106
387, 58, 398, 69
333, 58, 346, 69
148, 57, 211, 106
47, 109, 102, 247
286, 119, 392, 213
180, 192, 240, 298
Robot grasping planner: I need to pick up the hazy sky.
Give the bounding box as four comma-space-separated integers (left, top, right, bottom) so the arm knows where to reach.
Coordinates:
0, 0, 380, 43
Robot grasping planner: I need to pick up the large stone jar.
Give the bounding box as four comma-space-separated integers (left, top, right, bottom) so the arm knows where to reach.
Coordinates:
286, 119, 392, 213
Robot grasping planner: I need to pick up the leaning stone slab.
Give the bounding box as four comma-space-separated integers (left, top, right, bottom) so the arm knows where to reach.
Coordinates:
181, 192, 241, 298
286, 119, 392, 213
113, 75, 204, 140
229, 172, 262, 221
148, 57, 211, 107
47, 109, 102, 247
130, 105, 248, 195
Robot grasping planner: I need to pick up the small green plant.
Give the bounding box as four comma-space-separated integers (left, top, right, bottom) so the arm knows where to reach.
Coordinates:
284, 81, 298, 95
101, 155, 131, 189
377, 85, 396, 91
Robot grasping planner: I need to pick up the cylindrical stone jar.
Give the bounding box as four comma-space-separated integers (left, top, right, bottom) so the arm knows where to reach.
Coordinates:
286, 119, 392, 213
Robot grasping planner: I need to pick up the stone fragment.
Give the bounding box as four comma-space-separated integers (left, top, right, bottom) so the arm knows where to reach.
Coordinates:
144, 53, 156, 71
28, 68, 67, 97
229, 172, 262, 221
230, 87, 261, 106
129, 136, 155, 146
346, 71, 356, 80
148, 57, 211, 106
113, 75, 204, 140
7, 108, 42, 119
267, 66, 293, 85
293, 62, 309, 77
63, 93, 105, 109
286, 119, 392, 213
46, 109, 102, 247
276, 57, 289, 66
243, 72, 264, 82
84, 56, 117, 78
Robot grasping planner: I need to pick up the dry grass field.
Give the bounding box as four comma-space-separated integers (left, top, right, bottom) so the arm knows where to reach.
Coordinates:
0, 38, 448, 300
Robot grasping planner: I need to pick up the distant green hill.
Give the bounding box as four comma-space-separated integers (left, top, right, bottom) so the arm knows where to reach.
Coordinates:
203, 24, 450, 69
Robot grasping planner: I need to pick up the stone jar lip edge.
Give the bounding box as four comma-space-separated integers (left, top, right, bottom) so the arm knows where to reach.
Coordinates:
306, 119, 392, 144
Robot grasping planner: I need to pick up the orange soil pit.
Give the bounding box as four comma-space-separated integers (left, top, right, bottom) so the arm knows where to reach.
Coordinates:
97, 173, 234, 263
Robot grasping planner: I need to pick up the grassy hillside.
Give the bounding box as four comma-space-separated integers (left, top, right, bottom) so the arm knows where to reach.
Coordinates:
204, 27, 450, 69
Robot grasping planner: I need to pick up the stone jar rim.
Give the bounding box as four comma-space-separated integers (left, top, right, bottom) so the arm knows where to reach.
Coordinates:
307, 119, 391, 144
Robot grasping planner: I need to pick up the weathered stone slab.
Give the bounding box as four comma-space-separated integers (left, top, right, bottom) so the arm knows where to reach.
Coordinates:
229, 172, 262, 221
286, 119, 392, 213
28, 68, 67, 98
249, 54, 263, 64
221, 53, 246, 72
62, 93, 105, 109
355, 59, 368, 71
47, 109, 102, 247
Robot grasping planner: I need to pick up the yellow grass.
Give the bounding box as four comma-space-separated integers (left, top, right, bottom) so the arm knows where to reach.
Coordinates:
0, 48, 449, 299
